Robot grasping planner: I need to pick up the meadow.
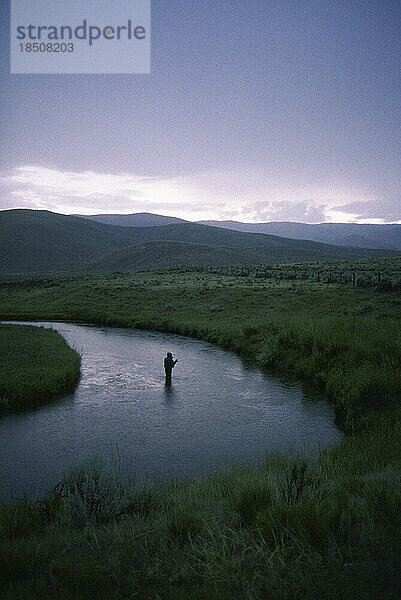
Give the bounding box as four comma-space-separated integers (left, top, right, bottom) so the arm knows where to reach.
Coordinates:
190, 255, 401, 290
0, 265, 400, 430
0, 264, 400, 598
0, 324, 81, 415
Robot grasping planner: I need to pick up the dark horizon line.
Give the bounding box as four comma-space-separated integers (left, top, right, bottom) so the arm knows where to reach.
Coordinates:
0, 207, 400, 226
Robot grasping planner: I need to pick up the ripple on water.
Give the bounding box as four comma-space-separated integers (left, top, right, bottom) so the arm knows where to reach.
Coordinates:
0, 322, 342, 500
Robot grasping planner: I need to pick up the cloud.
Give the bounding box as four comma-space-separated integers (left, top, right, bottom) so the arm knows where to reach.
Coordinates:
0, 165, 398, 223
0, 165, 210, 217
333, 200, 401, 223
235, 200, 327, 223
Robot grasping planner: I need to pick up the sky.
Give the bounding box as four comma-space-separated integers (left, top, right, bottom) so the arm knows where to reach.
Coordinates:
0, 0, 400, 223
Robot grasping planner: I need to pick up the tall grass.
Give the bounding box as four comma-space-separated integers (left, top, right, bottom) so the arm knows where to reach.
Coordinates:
0, 324, 81, 415
0, 270, 400, 597
257, 314, 401, 430
0, 272, 400, 429
1, 428, 400, 599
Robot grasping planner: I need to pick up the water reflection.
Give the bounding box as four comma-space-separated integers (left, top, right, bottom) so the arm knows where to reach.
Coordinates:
0, 322, 342, 500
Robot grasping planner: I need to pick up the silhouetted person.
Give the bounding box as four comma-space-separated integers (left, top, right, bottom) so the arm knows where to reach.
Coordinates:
164, 352, 177, 386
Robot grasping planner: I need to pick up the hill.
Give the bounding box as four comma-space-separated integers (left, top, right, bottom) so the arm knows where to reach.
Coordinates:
84, 238, 398, 274
198, 220, 401, 250
75, 212, 188, 227
83, 241, 265, 272
86, 221, 394, 256
76, 213, 401, 250
0, 209, 398, 278
0, 209, 139, 278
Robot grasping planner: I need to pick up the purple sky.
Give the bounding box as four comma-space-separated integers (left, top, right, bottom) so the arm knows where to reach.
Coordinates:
0, 1, 400, 223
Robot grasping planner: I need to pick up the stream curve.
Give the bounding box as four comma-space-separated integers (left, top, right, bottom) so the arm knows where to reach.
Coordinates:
0, 322, 342, 499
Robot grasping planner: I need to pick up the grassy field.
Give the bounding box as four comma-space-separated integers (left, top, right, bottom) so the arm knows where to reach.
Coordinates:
0, 324, 81, 415
0, 267, 400, 598
192, 255, 401, 290
0, 268, 400, 430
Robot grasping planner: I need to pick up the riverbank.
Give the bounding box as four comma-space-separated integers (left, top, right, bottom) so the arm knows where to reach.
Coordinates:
0, 322, 342, 500
0, 270, 400, 430
0, 270, 400, 598
0, 324, 81, 415
1, 413, 400, 599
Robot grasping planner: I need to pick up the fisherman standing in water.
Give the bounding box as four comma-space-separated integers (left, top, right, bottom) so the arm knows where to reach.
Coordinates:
164, 352, 177, 386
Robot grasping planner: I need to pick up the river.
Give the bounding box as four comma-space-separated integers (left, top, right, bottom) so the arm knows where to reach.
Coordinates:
0, 322, 342, 500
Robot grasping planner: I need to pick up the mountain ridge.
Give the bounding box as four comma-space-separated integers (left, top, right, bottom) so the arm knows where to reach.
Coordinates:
75, 212, 188, 227
198, 220, 401, 250
73, 212, 401, 250
0, 209, 398, 279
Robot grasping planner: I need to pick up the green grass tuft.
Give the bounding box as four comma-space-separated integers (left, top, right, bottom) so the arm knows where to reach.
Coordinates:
0, 324, 81, 415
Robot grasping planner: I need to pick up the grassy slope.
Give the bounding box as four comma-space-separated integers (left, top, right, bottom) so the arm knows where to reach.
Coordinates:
0, 324, 81, 414
0, 270, 400, 599
83, 241, 270, 272
0, 210, 136, 277
0, 209, 397, 278
84, 240, 401, 274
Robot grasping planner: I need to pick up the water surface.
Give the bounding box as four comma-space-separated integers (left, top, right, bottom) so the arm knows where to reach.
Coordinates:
0, 322, 342, 500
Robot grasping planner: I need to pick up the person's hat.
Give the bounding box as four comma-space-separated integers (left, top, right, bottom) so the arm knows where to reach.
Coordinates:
167, 352, 172, 357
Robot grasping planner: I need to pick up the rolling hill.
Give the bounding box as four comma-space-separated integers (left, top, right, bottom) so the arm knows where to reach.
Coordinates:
0, 209, 139, 278
82, 241, 266, 272
198, 220, 401, 250
75, 212, 188, 227
0, 209, 398, 279
74, 212, 401, 251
